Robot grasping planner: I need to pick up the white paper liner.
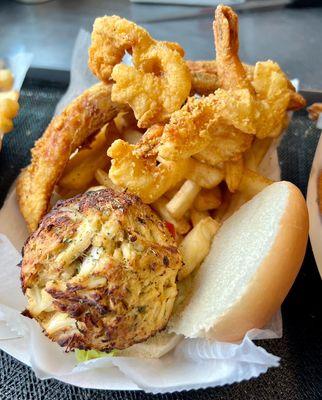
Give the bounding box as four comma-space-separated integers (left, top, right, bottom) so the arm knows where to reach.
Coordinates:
307, 123, 322, 278
0, 30, 297, 393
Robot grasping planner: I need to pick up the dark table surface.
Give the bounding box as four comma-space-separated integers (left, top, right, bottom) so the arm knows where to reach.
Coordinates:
0, 0, 322, 399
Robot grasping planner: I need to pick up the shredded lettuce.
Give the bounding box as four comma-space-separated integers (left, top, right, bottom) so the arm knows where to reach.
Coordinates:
75, 349, 116, 363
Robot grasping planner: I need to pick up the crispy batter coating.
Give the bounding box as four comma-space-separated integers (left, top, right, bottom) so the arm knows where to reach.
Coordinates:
21, 189, 182, 351
158, 95, 220, 160
88, 15, 191, 128
157, 6, 296, 161
214, 6, 255, 93
107, 127, 190, 203
88, 16, 151, 81
16, 83, 121, 232
194, 125, 253, 166
187, 61, 305, 112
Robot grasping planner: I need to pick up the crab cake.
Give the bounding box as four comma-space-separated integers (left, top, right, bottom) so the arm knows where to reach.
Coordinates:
21, 189, 182, 351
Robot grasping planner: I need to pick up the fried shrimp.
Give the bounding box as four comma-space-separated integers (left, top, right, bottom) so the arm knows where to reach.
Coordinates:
214, 6, 255, 94
89, 16, 191, 128
158, 93, 253, 162
107, 126, 190, 203
188, 60, 305, 110
214, 6, 292, 139
158, 95, 220, 161
156, 6, 292, 161
17, 83, 122, 232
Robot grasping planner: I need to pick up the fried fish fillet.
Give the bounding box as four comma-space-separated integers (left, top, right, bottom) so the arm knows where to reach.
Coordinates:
21, 188, 182, 351
17, 83, 122, 232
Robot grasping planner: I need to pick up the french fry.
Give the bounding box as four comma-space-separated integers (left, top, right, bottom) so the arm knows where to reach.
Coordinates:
239, 168, 273, 198
186, 158, 224, 189
57, 124, 118, 194
0, 92, 19, 134
113, 110, 138, 133
190, 208, 210, 227
213, 188, 232, 222
0, 69, 14, 91
122, 128, 142, 144
178, 217, 220, 280
94, 168, 120, 191
244, 137, 273, 170
164, 181, 185, 200
86, 185, 107, 192
152, 197, 191, 235
0, 114, 13, 133
0, 98, 19, 118
222, 191, 248, 221
194, 186, 222, 211
166, 180, 201, 219
225, 157, 244, 193
0, 90, 19, 102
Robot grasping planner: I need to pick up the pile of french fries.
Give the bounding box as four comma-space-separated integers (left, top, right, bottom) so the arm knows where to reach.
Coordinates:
56, 110, 275, 280
0, 63, 19, 141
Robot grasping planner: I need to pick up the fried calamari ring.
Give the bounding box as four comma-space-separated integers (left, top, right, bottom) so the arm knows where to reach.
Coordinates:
88, 16, 191, 128
17, 83, 122, 232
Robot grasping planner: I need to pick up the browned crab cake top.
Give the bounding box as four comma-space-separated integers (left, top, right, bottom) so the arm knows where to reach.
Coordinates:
21, 188, 182, 351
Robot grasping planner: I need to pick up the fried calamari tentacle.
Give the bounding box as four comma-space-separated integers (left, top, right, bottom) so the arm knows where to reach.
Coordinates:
107, 129, 191, 203
88, 15, 191, 128
17, 83, 122, 232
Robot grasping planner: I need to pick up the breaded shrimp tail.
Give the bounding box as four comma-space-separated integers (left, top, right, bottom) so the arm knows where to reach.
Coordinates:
17, 83, 122, 232
214, 5, 254, 93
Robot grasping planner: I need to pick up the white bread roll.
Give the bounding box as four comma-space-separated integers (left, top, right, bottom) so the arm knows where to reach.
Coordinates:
170, 181, 308, 342
118, 332, 182, 358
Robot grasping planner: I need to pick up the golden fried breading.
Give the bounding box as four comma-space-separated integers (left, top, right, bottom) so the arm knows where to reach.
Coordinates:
21, 189, 182, 351
194, 125, 253, 166
89, 16, 191, 128
156, 7, 295, 162
107, 137, 190, 203
89, 15, 151, 81
17, 83, 122, 232
188, 60, 305, 111
214, 6, 255, 93
158, 95, 219, 161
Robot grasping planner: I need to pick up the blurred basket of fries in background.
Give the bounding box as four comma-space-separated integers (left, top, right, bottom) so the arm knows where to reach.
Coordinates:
0, 63, 20, 150
17, 5, 306, 282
